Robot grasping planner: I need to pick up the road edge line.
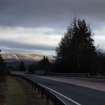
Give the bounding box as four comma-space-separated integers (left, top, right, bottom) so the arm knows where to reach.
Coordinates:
39, 83, 81, 105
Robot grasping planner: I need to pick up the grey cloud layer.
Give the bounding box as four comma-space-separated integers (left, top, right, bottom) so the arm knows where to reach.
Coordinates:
0, 0, 105, 28
0, 0, 105, 54
0, 40, 55, 51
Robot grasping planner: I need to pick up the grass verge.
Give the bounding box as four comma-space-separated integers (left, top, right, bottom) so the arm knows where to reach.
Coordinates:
5, 76, 26, 105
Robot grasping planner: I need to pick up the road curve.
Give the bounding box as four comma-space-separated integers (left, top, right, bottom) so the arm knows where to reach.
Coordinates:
13, 73, 105, 105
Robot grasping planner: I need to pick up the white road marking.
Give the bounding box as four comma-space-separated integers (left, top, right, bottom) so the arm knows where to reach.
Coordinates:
39, 83, 81, 105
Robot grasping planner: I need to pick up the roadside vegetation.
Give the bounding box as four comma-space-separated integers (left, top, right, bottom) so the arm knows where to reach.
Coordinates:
0, 52, 7, 104
6, 77, 26, 105
0, 76, 54, 105
25, 18, 105, 76
53, 18, 105, 75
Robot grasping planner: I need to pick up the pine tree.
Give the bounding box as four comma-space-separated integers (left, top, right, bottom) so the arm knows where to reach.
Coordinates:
19, 61, 26, 71
39, 56, 50, 70
56, 19, 96, 73
0, 54, 6, 75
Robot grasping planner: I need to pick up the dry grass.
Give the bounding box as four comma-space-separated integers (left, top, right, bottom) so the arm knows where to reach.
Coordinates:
5, 76, 26, 105
0, 76, 7, 105
4, 76, 54, 105
16, 77, 54, 105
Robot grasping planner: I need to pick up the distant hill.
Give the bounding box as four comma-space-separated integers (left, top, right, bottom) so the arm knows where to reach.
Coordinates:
1, 53, 55, 71
1, 53, 43, 70
2, 53, 55, 63
2, 53, 43, 62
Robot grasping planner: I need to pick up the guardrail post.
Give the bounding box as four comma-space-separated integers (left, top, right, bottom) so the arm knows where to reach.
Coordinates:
46, 96, 50, 105
41, 90, 44, 99
36, 87, 38, 93
31, 81, 34, 92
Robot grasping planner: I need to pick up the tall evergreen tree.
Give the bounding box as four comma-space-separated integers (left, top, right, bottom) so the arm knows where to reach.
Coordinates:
19, 61, 26, 71
38, 56, 50, 70
56, 19, 96, 73
0, 54, 6, 75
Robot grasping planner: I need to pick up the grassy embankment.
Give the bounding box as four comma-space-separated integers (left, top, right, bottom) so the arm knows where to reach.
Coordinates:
4, 76, 53, 105
5, 77, 26, 105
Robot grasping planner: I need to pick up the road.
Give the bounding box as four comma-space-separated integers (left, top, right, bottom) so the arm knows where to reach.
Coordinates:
12, 72, 105, 105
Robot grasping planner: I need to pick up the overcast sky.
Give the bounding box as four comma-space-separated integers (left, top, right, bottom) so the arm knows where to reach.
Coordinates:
0, 0, 105, 55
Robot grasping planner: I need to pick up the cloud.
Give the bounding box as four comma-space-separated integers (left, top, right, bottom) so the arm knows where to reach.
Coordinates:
0, 0, 105, 29
0, 0, 105, 54
0, 39, 55, 50
93, 26, 105, 50
0, 26, 63, 55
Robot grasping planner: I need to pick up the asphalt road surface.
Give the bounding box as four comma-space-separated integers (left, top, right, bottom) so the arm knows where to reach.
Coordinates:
13, 73, 105, 105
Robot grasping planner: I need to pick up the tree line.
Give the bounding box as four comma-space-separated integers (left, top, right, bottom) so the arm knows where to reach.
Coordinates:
53, 18, 105, 75
27, 18, 105, 75
1, 18, 105, 76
